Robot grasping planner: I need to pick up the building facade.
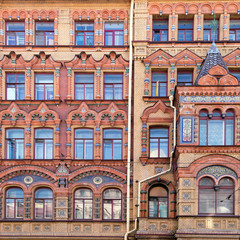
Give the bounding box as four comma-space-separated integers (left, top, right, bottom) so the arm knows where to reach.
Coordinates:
0, 0, 239, 239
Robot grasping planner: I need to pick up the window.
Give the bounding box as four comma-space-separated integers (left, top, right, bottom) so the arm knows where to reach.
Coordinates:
35, 188, 53, 219
199, 177, 234, 214
75, 73, 94, 100
104, 73, 123, 100
230, 70, 240, 84
6, 22, 25, 45
36, 22, 54, 45
6, 73, 25, 100
35, 129, 53, 159
149, 128, 169, 158
6, 188, 24, 219
152, 20, 168, 42
149, 185, 168, 218
6, 129, 24, 159
199, 110, 234, 146
103, 189, 121, 220
74, 189, 93, 219
152, 72, 167, 97
103, 129, 122, 160
105, 22, 124, 46
177, 71, 193, 86
229, 20, 240, 41
204, 20, 219, 41
178, 20, 193, 41
35, 73, 54, 100
75, 129, 93, 159
75, 22, 94, 46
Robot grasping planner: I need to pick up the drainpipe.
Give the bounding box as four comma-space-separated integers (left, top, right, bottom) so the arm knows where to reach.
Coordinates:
125, 0, 134, 239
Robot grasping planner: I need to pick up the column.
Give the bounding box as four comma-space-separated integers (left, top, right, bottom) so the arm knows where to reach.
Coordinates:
26, 67, 31, 100
0, 17, 3, 45
196, 13, 203, 41
223, 12, 229, 41
66, 122, 71, 159
67, 67, 72, 99
0, 68, 2, 100
25, 17, 29, 44
124, 125, 128, 160
55, 123, 60, 159
146, 14, 150, 41
29, 17, 33, 45
55, 67, 60, 100
144, 64, 149, 96
96, 67, 101, 99
99, 17, 103, 45
141, 123, 147, 157
124, 16, 128, 45
25, 124, 31, 159
0, 125, 2, 159
170, 64, 175, 95
69, 17, 73, 45
94, 18, 99, 45
171, 13, 177, 41
125, 68, 129, 98
95, 124, 100, 159
54, 17, 58, 45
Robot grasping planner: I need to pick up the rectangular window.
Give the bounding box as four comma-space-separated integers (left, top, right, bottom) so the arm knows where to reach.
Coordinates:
152, 20, 168, 42
229, 20, 240, 41
35, 129, 53, 159
103, 129, 122, 160
105, 22, 124, 46
104, 73, 123, 100
149, 128, 169, 158
152, 72, 167, 97
6, 129, 24, 159
177, 71, 193, 86
35, 73, 54, 100
203, 20, 219, 41
36, 22, 54, 45
75, 73, 94, 100
6, 73, 25, 100
75, 129, 93, 159
6, 22, 25, 45
75, 22, 94, 46
178, 20, 193, 41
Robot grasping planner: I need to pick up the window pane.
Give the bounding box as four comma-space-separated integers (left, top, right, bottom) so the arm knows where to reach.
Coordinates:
226, 120, 234, 145
105, 22, 124, 30
103, 200, 112, 219
6, 199, 14, 218
159, 198, 168, 217
199, 189, 215, 213
160, 139, 168, 157
104, 129, 122, 138
178, 72, 192, 85
76, 33, 84, 45
85, 140, 93, 159
178, 20, 193, 29
149, 199, 158, 217
36, 129, 53, 138
75, 189, 93, 198
75, 140, 83, 159
7, 22, 25, 31
75, 199, 83, 219
36, 85, 44, 100
16, 199, 24, 218
36, 32, 45, 45
16, 139, 24, 159
113, 200, 121, 219
217, 188, 233, 214
104, 85, 113, 99
36, 22, 54, 31
36, 74, 54, 83
35, 189, 53, 198
16, 85, 25, 100
45, 140, 53, 159
46, 32, 54, 45
45, 84, 54, 100
45, 200, 53, 218
105, 32, 113, 45
114, 31, 124, 45
208, 120, 224, 145
103, 189, 121, 199
150, 139, 158, 158
113, 140, 122, 159
76, 23, 94, 31
35, 199, 43, 218
104, 140, 112, 159
6, 188, 24, 198
75, 74, 94, 83
150, 128, 168, 138
84, 199, 93, 219
105, 74, 123, 83
200, 120, 207, 145
7, 129, 24, 138
230, 20, 240, 29
153, 21, 168, 30
16, 32, 25, 45
35, 141, 43, 159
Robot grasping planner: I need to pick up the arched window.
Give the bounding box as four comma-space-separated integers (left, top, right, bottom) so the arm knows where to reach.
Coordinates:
199, 177, 234, 214
199, 110, 234, 146
75, 129, 93, 159
103, 189, 122, 220
6, 188, 24, 219
35, 188, 53, 219
74, 189, 93, 220
148, 185, 168, 218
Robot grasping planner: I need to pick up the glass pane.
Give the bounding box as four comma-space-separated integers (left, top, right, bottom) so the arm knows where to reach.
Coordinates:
226, 120, 233, 145
104, 129, 122, 138
217, 188, 233, 214
85, 84, 94, 99
46, 32, 54, 45
230, 20, 240, 29
105, 74, 123, 83
208, 120, 224, 145
35, 141, 43, 159
7, 74, 15, 83
45, 84, 54, 100
103, 189, 121, 199
85, 32, 94, 45
113, 140, 122, 159
199, 189, 215, 213
114, 31, 124, 45
113, 200, 121, 219
105, 32, 113, 45
159, 198, 167, 217
105, 84, 113, 99
199, 177, 214, 186
36, 32, 45, 45
45, 140, 53, 159
75, 74, 94, 83
36, 129, 53, 138
16, 199, 24, 218
7, 140, 15, 159
76, 33, 84, 45
76, 22, 94, 31
150, 139, 158, 158
200, 120, 207, 145
103, 200, 112, 219
178, 20, 193, 29
150, 128, 168, 138
75, 84, 84, 100
104, 140, 112, 159
85, 140, 93, 159
35, 199, 43, 218
36, 85, 44, 100
45, 200, 53, 218
75, 129, 93, 138
16, 139, 24, 159
149, 198, 158, 217
36, 74, 54, 83
160, 138, 168, 157
153, 21, 168, 30
7, 85, 16, 100
114, 84, 123, 99
105, 22, 124, 30
7, 129, 24, 138
6, 188, 24, 198
219, 178, 233, 186
16, 85, 25, 100
16, 32, 25, 45
7, 32, 16, 45
75, 189, 93, 198
36, 22, 54, 31
75, 139, 83, 159
178, 72, 192, 85
75, 199, 83, 219
178, 30, 185, 41
6, 199, 14, 218
7, 22, 25, 31
35, 188, 53, 198
84, 199, 93, 219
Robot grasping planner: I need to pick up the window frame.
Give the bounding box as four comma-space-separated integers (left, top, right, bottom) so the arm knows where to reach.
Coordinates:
102, 188, 122, 220
74, 188, 93, 220
151, 71, 168, 97
104, 22, 124, 46
5, 21, 25, 46
178, 19, 193, 41
5, 187, 24, 219
149, 127, 169, 158
35, 21, 54, 46
103, 128, 123, 160
198, 177, 235, 215
148, 184, 169, 218
152, 19, 168, 42
5, 128, 25, 160
199, 110, 235, 146
74, 128, 94, 160
34, 72, 54, 100
6, 72, 25, 100
34, 188, 53, 220
75, 21, 94, 46
203, 19, 219, 42
103, 73, 123, 100
34, 128, 54, 159
74, 73, 94, 100
177, 70, 193, 86
229, 19, 240, 41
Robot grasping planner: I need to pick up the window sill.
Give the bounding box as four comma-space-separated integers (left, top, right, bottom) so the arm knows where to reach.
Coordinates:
139, 157, 170, 165
142, 96, 170, 103
64, 99, 128, 105
0, 99, 61, 105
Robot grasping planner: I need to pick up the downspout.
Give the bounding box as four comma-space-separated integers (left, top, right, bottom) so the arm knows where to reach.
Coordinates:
125, 0, 134, 239
137, 94, 176, 218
